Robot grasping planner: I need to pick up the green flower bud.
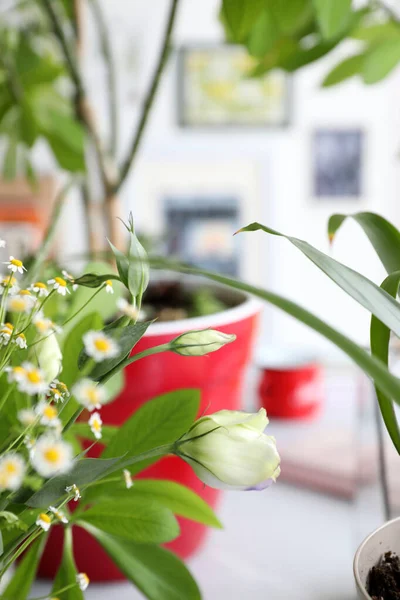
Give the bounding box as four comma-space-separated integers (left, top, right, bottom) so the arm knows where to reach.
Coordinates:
170, 329, 236, 356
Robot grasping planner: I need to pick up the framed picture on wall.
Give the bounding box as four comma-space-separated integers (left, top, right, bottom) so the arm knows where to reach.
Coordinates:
164, 197, 240, 276
177, 45, 291, 128
312, 129, 364, 200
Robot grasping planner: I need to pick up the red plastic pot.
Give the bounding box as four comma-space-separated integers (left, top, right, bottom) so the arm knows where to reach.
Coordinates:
38, 285, 261, 581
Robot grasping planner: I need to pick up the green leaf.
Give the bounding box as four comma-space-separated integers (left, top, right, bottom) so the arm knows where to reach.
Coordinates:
26, 456, 125, 508
351, 20, 400, 42
246, 10, 279, 57
38, 108, 85, 172
363, 36, 400, 84
130, 479, 223, 528
51, 528, 83, 600
127, 233, 150, 298
1, 537, 44, 600
322, 53, 364, 87
77, 497, 179, 544
313, 0, 352, 39
47, 133, 85, 172
108, 240, 130, 289
73, 273, 120, 288
102, 390, 200, 472
149, 257, 400, 408
61, 312, 103, 388
328, 212, 400, 274
370, 272, 400, 454
3, 138, 18, 180
70, 422, 118, 445
222, 0, 265, 41
83, 524, 201, 600
79, 320, 153, 380
268, 0, 313, 36
239, 222, 400, 339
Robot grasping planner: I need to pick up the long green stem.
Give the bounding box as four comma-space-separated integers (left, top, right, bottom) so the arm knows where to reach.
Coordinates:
62, 286, 104, 327
99, 343, 171, 385
116, 0, 180, 191
29, 583, 78, 600
0, 382, 15, 415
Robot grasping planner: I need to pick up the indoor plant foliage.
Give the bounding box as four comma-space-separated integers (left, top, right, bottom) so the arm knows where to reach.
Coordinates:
0, 215, 280, 600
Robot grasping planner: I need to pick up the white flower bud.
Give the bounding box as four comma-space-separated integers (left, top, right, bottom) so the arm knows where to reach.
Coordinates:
33, 334, 62, 383
170, 329, 236, 356
176, 408, 280, 491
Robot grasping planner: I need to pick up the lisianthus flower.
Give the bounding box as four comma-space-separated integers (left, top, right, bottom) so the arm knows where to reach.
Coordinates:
30, 434, 73, 478
117, 298, 140, 320
76, 573, 90, 591
0, 275, 19, 295
0, 453, 26, 491
30, 282, 49, 298
36, 513, 52, 531
123, 469, 133, 489
49, 380, 70, 403
5, 256, 26, 275
176, 408, 280, 491
18, 362, 48, 395
14, 332, 27, 349
105, 280, 114, 294
7, 293, 36, 314
18, 408, 37, 427
35, 401, 60, 428
88, 412, 102, 439
65, 484, 81, 502
82, 331, 119, 363
47, 276, 70, 296
49, 505, 68, 524
72, 379, 106, 411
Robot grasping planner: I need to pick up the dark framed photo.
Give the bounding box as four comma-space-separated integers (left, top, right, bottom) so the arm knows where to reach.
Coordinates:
177, 45, 291, 128
164, 197, 240, 276
313, 129, 364, 199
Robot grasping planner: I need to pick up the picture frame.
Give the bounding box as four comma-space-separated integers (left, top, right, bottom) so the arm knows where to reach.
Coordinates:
177, 45, 291, 129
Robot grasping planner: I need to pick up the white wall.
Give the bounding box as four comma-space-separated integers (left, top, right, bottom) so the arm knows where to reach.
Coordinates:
61, 0, 400, 357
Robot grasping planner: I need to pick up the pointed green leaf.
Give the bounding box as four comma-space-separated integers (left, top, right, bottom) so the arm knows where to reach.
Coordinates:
77, 497, 179, 544
221, 0, 265, 41
322, 54, 364, 87
1, 537, 44, 600
51, 528, 83, 600
82, 524, 201, 600
363, 36, 400, 84
313, 0, 352, 39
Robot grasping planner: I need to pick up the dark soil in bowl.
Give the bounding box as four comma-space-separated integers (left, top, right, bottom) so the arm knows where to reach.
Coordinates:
368, 552, 400, 599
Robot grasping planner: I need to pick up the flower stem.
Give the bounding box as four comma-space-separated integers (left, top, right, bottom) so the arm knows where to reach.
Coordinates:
99, 343, 171, 385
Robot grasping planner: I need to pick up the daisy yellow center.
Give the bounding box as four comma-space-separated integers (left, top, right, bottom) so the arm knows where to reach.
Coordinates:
94, 338, 110, 352
27, 370, 42, 384
10, 298, 26, 311
13, 366, 25, 375
58, 382, 68, 392
34, 282, 46, 289
4, 323, 13, 330
44, 448, 61, 464
17, 333, 26, 340
43, 406, 57, 419
87, 389, 99, 404
105, 280, 112, 286
54, 277, 66, 287
92, 419, 101, 431
35, 320, 48, 333
39, 513, 51, 524
19, 290, 31, 296
10, 258, 22, 267
5, 462, 17, 474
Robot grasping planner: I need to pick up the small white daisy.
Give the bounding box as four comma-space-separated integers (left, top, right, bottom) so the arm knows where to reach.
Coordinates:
32, 312, 61, 335
30, 434, 74, 478
6, 365, 27, 383
0, 275, 19, 296
117, 298, 139, 321
24, 435, 36, 454
49, 380, 70, 403
18, 362, 48, 396
0, 453, 26, 491
88, 412, 102, 440
76, 573, 90, 591
35, 401, 60, 428
72, 379, 106, 412
18, 408, 37, 427
14, 332, 27, 349
82, 330, 119, 363
47, 276, 70, 296
49, 505, 68, 524
36, 512, 52, 531
0, 239, 6, 248
104, 280, 114, 294
0, 322, 13, 345
30, 282, 49, 298
5, 256, 26, 275
7, 293, 36, 314
65, 483, 81, 502
123, 469, 133, 489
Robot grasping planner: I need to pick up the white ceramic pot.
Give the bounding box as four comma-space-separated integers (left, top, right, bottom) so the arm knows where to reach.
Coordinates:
354, 516, 400, 599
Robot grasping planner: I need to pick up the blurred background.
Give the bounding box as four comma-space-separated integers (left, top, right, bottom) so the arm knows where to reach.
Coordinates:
1, 0, 400, 598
